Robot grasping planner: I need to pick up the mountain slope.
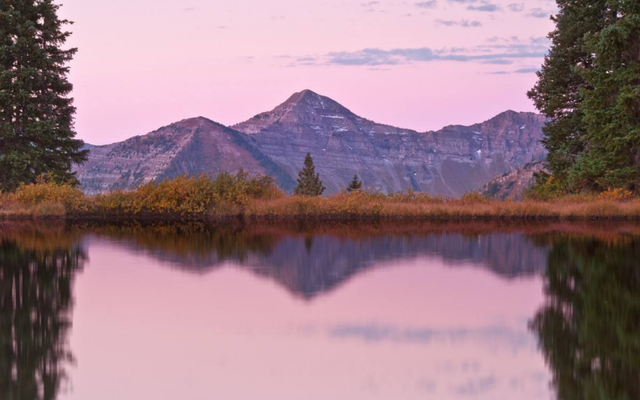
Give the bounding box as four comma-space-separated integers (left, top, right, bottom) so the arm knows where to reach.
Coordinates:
233, 90, 548, 196
76, 90, 547, 196
75, 117, 295, 194
482, 161, 546, 200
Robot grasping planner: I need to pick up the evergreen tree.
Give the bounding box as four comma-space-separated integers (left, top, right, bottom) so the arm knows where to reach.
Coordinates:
294, 153, 325, 196
528, 0, 609, 190
0, 0, 88, 192
574, 0, 640, 191
529, 0, 640, 192
346, 173, 363, 192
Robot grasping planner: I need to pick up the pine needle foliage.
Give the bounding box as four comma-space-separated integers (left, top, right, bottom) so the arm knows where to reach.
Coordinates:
346, 173, 363, 192
0, 0, 88, 192
294, 153, 325, 196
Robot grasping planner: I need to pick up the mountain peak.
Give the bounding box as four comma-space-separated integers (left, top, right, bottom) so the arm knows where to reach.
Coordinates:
283, 89, 321, 104
233, 90, 356, 134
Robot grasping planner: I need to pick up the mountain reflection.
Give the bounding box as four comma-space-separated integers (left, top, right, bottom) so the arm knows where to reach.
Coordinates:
0, 225, 85, 400
531, 235, 640, 400
0, 221, 638, 399
87, 222, 552, 299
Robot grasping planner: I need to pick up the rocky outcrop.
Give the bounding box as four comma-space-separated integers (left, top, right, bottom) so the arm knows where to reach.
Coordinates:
482, 161, 546, 200
76, 90, 548, 197
75, 117, 295, 194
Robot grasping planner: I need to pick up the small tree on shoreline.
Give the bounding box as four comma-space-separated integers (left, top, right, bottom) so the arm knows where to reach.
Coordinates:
346, 173, 363, 192
294, 153, 325, 196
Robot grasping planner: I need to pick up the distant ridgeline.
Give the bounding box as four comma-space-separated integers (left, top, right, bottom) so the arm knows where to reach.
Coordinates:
75, 90, 547, 197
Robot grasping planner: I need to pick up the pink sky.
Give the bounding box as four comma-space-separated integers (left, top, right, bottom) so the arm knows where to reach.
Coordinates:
66, 239, 550, 399
57, 0, 557, 145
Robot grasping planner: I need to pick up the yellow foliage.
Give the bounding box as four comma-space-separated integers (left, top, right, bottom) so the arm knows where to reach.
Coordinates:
598, 188, 634, 201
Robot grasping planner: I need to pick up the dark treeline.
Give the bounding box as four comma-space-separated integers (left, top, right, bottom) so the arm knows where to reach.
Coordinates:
530, 0, 640, 194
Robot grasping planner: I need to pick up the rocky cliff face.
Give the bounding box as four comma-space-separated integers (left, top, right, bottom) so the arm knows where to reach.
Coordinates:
76, 90, 547, 196
75, 117, 294, 194
482, 161, 546, 200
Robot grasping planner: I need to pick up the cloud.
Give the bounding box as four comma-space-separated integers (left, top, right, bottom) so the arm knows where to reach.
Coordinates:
483, 59, 513, 65
453, 376, 497, 396
329, 324, 534, 349
528, 8, 549, 18
449, 0, 478, 3
467, 1, 500, 12
435, 19, 482, 27
288, 37, 549, 68
183, 7, 197, 12
324, 45, 546, 66
415, 0, 437, 8
362, 1, 381, 5
507, 3, 524, 12
514, 67, 540, 73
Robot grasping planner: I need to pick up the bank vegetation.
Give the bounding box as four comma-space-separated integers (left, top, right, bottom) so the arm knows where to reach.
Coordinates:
1, 173, 639, 221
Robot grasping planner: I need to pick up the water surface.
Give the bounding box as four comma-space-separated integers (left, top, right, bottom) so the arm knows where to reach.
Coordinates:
1, 221, 638, 400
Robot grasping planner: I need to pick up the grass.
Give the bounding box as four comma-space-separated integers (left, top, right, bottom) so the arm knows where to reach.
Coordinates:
1, 174, 640, 221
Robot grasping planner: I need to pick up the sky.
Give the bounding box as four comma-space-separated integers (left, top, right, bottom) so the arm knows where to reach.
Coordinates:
56, 0, 558, 145
68, 239, 549, 399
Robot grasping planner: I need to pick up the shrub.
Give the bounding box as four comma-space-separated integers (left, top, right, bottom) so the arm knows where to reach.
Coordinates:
11, 180, 86, 212
88, 171, 283, 217
597, 188, 634, 201
460, 191, 492, 204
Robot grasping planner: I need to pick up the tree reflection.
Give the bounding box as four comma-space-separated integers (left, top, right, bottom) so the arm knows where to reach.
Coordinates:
0, 232, 84, 400
532, 236, 640, 400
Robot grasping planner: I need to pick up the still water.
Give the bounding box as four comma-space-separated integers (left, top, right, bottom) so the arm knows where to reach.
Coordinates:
0, 221, 638, 400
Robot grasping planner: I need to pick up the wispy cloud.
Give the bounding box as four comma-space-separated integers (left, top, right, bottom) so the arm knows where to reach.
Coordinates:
467, 1, 501, 12
435, 19, 482, 27
507, 3, 524, 12
514, 67, 540, 73
361, 1, 381, 11
329, 324, 534, 349
453, 376, 497, 396
528, 8, 550, 18
183, 7, 197, 12
283, 36, 549, 69
415, 0, 437, 8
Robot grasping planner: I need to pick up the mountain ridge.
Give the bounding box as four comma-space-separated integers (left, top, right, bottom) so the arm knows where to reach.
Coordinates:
75, 90, 547, 196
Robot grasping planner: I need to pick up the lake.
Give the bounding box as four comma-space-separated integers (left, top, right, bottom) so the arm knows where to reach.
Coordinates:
1, 221, 638, 400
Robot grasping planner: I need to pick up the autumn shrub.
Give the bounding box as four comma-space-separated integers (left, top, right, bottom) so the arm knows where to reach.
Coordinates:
88, 171, 283, 217
11, 180, 86, 213
526, 174, 567, 201
459, 191, 492, 204
597, 188, 635, 201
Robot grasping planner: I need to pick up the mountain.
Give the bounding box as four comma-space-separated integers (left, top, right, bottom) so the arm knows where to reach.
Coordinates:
76, 117, 295, 194
76, 90, 547, 196
482, 161, 546, 200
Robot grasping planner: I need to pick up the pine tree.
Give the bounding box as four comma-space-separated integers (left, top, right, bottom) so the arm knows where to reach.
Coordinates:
528, 0, 609, 190
0, 0, 88, 192
574, 0, 640, 191
294, 153, 325, 196
346, 173, 363, 192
